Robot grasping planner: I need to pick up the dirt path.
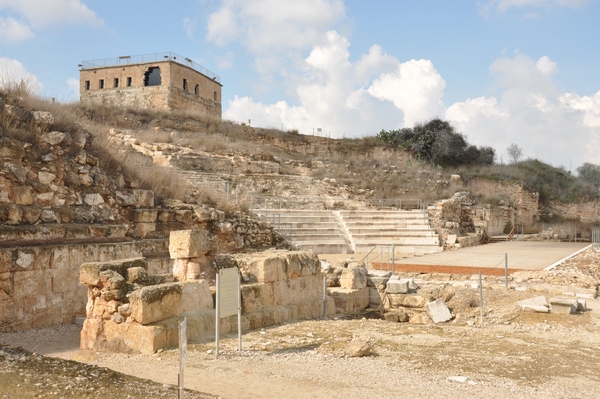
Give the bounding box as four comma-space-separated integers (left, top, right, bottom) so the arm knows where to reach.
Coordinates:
2, 302, 600, 399
2, 247, 599, 398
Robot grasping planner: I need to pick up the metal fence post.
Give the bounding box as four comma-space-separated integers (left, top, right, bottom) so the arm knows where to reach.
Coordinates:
391, 244, 395, 275
479, 271, 484, 328
323, 274, 327, 320
505, 253, 508, 290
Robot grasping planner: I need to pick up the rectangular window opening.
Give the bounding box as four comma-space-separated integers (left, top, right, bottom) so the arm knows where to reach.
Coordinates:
127, 77, 132, 87
84, 81, 90, 90
114, 78, 119, 88
99, 79, 104, 89
144, 67, 161, 86
194, 84, 199, 96
214, 91, 217, 101
183, 78, 188, 91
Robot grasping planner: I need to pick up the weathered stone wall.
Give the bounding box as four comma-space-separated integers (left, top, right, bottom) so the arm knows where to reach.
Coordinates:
80, 61, 222, 118
165, 153, 280, 175
0, 240, 170, 333
547, 199, 600, 223
79, 241, 336, 354
472, 206, 510, 236
467, 178, 539, 226
427, 192, 476, 249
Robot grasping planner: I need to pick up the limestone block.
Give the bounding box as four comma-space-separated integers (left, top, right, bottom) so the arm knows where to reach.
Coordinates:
369, 287, 383, 308
126, 267, 148, 284
577, 299, 587, 312
128, 283, 183, 325
124, 209, 158, 223
425, 298, 452, 323
386, 279, 409, 294
116, 191, 137, 206
340, 267, 367, 289
521, 305, 549, 313
238, 256, 284, 283
169, 229, 214, 259
132, 223, 156, 239
344, 338, 371, 357
550, 297, 576, 314
38, 171, 56, 185
132, 189, 155, 208
516, 296, 548, 312
388, 293, 434, 309
182, 280, 214, 313
84, 193, 105, 206
367, 270, 391, 288
272, 275, 322, 306
327, 287, 369, 313
241, 283, 275, 312
409, 312, 433, 324
287, 251, 320, 278
42, 131, 66, 145
80, 258, 147, 286
51, 268, 78, 294
12, 186, 33, 205
172, 256, 209, 282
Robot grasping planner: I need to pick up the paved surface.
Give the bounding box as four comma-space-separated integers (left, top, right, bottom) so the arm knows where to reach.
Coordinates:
319, 242, 591, 274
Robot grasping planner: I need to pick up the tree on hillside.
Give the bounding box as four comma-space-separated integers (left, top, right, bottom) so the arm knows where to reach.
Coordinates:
576, 162, 600, 189
506, 143, 523, 164
376, 119, 495, 167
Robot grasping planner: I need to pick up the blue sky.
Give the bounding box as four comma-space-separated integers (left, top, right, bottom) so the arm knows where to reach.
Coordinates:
1, 0, 599, 169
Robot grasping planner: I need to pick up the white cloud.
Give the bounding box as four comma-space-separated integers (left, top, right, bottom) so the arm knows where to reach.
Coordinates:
66, 78, 79, 102
207, 0, 345, 53
0, 58, 42, 93
183, 17, 196, 38
206, 0, 346, 79
446, 53, 600, 167
478, 0, 591, 15
224, 30, 447, 137
0, 16, 34, 43
561, 91, 600, 128
0, 0, 102, 42
368, 59, 446, 127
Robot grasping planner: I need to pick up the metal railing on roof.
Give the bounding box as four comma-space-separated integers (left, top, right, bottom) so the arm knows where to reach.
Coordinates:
79, 51, 221, 83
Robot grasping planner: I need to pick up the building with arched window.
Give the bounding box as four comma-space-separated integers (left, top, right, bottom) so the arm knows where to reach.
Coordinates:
79, 52, 222, 119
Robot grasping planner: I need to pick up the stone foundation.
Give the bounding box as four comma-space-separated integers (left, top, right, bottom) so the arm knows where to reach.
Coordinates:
78, 230, 337, 354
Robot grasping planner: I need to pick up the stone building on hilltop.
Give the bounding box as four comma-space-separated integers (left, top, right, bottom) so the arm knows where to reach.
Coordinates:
79, 52, 222, 118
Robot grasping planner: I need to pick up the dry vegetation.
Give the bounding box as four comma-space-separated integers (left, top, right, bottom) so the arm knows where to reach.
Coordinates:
2, 85, 598, 234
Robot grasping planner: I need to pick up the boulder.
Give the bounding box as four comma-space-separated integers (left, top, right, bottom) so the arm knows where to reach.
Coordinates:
169, 229, 214, 259
425, 298, 452, 323
516, 296, 549, 313
343, 338, 371, 357
340, 267, 367, 289
550, 297, 576, 314
386, 279, 409, 294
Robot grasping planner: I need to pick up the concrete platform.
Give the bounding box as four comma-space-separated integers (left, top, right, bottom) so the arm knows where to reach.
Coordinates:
379, 242, 591, 272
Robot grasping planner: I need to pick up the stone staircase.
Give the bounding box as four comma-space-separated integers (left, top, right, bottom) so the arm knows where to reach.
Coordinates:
255, 209, 442, 256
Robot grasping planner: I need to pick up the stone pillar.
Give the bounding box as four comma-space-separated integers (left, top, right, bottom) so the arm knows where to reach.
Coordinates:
169, 229, 214, 282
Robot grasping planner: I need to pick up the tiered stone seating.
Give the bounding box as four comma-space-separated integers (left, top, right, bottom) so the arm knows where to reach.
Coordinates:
254, 209, 442, 257
256, 209, 352, 254
338, 210, 442, 257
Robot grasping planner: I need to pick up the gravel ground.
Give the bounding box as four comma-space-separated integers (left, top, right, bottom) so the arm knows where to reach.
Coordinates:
1, 247, 599, 398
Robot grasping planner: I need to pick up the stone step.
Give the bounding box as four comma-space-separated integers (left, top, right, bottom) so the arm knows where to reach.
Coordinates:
295, 243, 353, 254
350, 230, 438, 242
355, 244, 443, 254
291, 235, 350, 243
347, 227, 435, 234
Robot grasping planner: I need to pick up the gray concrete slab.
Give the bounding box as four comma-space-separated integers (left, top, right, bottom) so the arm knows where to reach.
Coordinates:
394, 242, 590, 271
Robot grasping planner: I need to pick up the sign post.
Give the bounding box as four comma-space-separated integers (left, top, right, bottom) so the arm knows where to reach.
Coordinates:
215, 267, 242, 357
178, 317, 187, 399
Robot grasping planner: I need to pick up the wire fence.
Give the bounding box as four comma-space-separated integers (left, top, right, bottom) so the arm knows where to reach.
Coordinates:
80, 51, 221, 83
593, 228, 600, 251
